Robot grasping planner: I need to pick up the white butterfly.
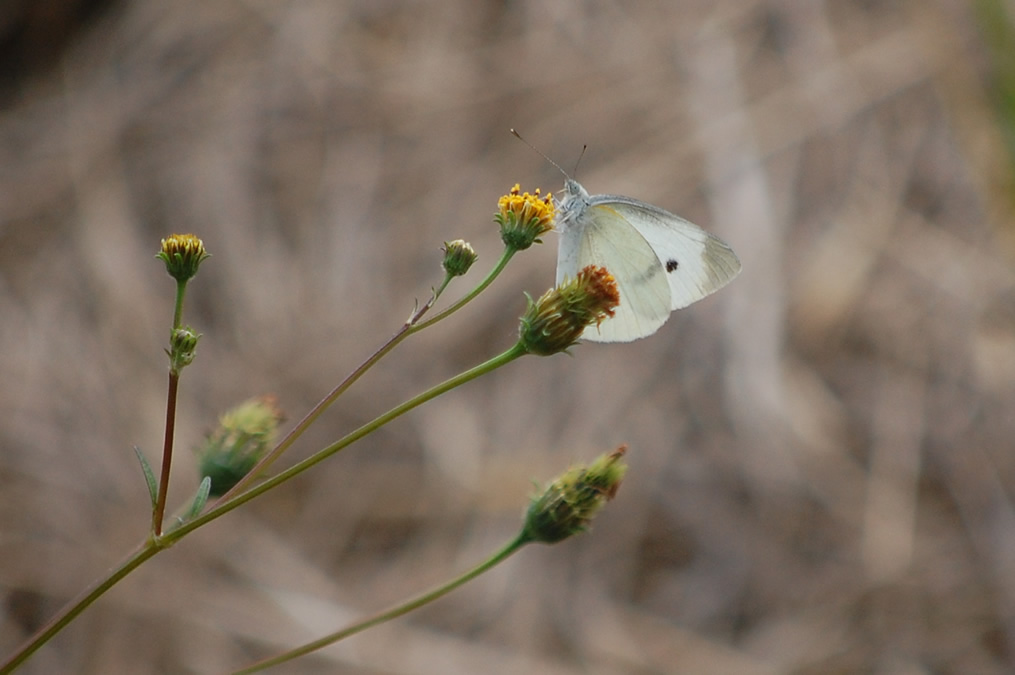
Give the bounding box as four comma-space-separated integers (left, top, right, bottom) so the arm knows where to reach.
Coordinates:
555, 178, 742, 342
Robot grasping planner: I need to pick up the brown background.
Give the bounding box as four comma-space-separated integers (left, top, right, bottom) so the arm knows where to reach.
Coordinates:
1, 0, 1014, 673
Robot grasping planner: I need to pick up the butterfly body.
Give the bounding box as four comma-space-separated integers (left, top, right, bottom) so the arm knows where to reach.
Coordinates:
555, 178, 741, 342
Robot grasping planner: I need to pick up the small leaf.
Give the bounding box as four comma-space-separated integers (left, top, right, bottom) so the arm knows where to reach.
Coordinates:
133, 446, 158, 509
185, 476, 212, 522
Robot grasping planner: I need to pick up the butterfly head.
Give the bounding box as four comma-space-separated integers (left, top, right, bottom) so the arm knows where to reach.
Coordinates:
556, 178, 591, 230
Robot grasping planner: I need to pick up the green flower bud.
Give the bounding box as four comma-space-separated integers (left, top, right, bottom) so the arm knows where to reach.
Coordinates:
168, 327, 200, 372
522, 446, 628, 544
442, 239, 478, 277
197, 396, 284, 496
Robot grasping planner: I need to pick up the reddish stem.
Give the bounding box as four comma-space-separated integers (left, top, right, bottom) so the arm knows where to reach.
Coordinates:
152, 371, 179, 535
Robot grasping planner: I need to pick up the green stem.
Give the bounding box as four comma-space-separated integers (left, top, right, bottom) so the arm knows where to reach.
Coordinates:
975, 0, 1015, 175
1, 253, 525, 670
0, 342, 527, 673
231, 531, 532, 674
173, 280, 186, 329
411, 247, 515, 333
173, 342, 528, 539
220, 247, 514, 501
217, 274, 451, 501
0, 542, 161, 674
0, 343, 527, 672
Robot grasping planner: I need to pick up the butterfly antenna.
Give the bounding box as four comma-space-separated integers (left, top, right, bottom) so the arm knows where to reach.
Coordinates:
572, 145, 586, 178
510, 128, 569, 180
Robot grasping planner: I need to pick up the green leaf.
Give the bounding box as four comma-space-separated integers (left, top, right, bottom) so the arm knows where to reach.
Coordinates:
185, 476, 212, 522
133, 446, 158, 509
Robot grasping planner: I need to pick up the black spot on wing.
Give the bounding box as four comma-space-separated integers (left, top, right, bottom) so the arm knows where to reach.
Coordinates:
666, 259, 679, 273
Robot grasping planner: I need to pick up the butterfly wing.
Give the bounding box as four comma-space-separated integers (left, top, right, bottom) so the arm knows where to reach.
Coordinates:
557, 201, 673, 342
598, 196, 742, 310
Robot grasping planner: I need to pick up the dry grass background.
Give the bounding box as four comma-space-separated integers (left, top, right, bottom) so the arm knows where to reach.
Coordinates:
1, 0, 1014, 673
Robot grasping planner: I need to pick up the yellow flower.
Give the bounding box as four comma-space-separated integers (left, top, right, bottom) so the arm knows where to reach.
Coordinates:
495, 184, 555, 251
157, 234, 210, 282
518, 265, 620, 355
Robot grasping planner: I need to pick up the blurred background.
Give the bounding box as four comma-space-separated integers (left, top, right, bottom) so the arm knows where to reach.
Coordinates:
1, 0, 1014, 673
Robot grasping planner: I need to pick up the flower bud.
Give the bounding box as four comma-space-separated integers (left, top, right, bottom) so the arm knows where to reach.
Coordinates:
197, 396, 284, 496
442, 239, 478, 277
157, 234, 210, 282
168, 327, 200, 372
494, 184, 555, 251
522, 446, 628, 544
518, 265, 620, 355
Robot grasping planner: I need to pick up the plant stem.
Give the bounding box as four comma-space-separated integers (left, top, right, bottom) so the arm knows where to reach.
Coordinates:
0, 342, 527, 672
217, 275, 450, 501
152, 279, 188, 535
219, 246, 515, 501
0, 542, 161, 674
151, 371, 179, 535
411, 247, 515, 332
231, 531, 532, 674
174, 342, 528, 539
173, 279, 186, 329
1, 254, 525, 670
